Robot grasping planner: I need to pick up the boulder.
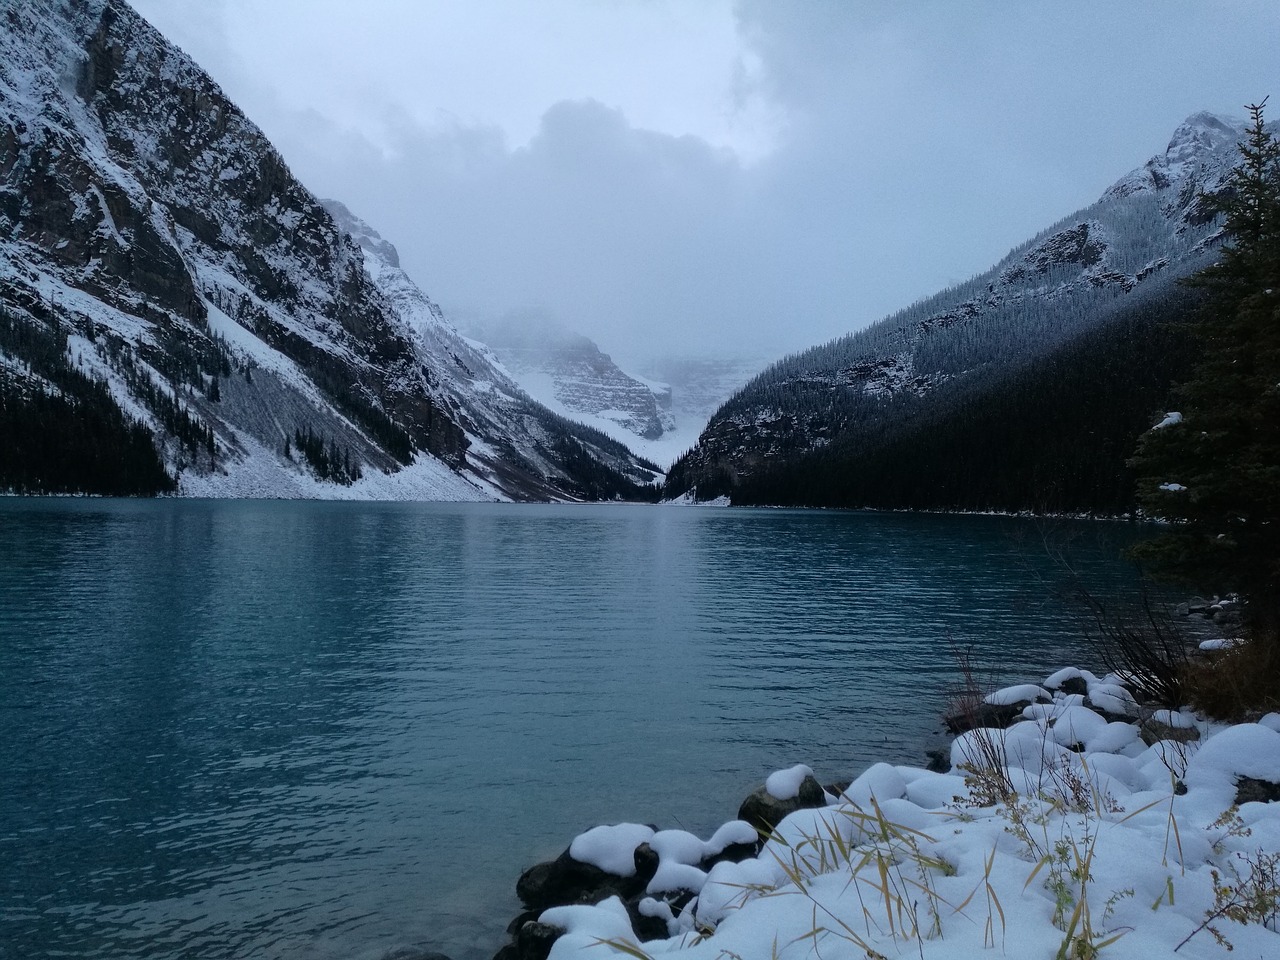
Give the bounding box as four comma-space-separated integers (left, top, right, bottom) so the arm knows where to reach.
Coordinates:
1139, 716, 1201, 747
624, 899, 671, 942
515, 922, 563, 960
1048, 676, 1089, 698
1235, 776, 1280, 805
516, 842, 660, 911
698, 839, 758, 870
922, 747, 950, 773
943, 701, 1021, 734
505, 911, 539, 936
737, 774, 827, 834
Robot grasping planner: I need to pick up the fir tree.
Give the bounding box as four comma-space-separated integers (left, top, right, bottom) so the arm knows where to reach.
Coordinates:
1129, 100, 1280, 636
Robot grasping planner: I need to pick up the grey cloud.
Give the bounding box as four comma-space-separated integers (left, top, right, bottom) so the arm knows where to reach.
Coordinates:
129, 0, 1280, 366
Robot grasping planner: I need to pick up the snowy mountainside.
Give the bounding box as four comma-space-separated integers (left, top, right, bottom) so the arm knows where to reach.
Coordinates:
0, 0, 658, 500
465, 312, 769, 469
322, 201, 662, 497
665, 112, 1248, 503
472, 314, 671, 437
629, 354, 769, 467
465, 313, 675, 459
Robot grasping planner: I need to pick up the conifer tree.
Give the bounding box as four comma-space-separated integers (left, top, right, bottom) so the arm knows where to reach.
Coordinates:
1129, 100, 1280, 636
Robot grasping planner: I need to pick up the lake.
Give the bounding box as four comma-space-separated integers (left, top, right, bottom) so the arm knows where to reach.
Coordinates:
0, 500, 1141, 960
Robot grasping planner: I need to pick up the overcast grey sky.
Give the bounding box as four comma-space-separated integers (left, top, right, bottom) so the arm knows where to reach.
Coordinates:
128, 0, 1280, 364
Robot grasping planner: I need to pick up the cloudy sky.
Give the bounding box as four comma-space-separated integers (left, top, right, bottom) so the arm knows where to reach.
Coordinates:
128, 0, 1280, 365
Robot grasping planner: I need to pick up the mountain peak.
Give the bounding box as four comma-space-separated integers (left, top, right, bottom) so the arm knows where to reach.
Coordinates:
321, 199, 401, 269
1163, 111, 1244, 165
1102, 110, 1245, 203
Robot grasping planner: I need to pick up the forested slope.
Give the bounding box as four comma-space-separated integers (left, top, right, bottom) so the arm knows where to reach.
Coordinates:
719, 283, 1202, 513
665, 113, 1246, 513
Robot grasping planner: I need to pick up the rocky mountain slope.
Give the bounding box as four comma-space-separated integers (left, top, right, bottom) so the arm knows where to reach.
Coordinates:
665, 112, 1247, 510
469, 314, 768, 470
467, 313, 673, 442
0, 0, 659, 500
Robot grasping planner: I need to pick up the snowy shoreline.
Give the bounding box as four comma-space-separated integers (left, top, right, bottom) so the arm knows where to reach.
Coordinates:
484, 664, 1280, 960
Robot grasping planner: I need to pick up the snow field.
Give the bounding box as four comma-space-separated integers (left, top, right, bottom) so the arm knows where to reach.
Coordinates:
540, 668, 1280, 960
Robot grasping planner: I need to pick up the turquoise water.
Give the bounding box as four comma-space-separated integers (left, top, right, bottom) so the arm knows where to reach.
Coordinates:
0, 500, 1137, 960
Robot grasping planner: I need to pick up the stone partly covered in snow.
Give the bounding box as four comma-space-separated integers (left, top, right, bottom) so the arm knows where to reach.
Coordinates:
1140, 708, 1202, 746
1184, 722, 1280, 808
945, 682, 1053, 733
1199, 637, 1245, 652
1043, 666, 1093, 697
516, 825, 659, 911
839, 762, 909, 806
569, 824, 656, 877
764, 763, 815, 800
737, 769, 827, 833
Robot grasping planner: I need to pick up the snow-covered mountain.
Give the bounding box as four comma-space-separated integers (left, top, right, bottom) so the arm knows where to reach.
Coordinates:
467, 313, 672, 441
665, 112, 1248, 504
0, 0, 659, 501
467, 314, 767, 469
630, 354, 769, 466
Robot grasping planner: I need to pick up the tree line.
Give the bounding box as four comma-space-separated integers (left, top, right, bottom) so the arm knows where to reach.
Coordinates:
0, 305, 175, 495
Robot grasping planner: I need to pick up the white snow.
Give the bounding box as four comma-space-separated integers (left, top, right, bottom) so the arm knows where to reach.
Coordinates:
704, 820, 757, 854
1044, 666, 1099, 689
1088, 682, 1140, 717
984, 683, 1050, 705
568, 823, 656, 876
764, 764, 814, 800
1183, 724, 1280, 801
537, 666, 1280, 960
839, 761, 908, 806
1151, 708, 1197, 729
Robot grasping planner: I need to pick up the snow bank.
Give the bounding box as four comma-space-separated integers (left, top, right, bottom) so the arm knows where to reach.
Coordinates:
534, 665, 1280, 960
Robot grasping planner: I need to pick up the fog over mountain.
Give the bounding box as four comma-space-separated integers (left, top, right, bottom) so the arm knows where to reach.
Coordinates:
124, 1, 1280, 365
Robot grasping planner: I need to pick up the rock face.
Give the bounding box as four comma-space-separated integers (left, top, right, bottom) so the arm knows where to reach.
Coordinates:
0, 0, 659, 500
665, 112, 1247, 503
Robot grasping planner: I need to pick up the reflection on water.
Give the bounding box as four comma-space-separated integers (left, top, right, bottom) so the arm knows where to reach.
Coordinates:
0, 500, 1138, 960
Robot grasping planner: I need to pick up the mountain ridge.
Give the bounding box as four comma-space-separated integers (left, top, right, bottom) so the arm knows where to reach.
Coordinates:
664, 111, 1247, 510
0, 0, 659, 501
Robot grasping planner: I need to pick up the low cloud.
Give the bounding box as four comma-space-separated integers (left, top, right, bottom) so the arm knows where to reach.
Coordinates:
130, 0, 1280, 364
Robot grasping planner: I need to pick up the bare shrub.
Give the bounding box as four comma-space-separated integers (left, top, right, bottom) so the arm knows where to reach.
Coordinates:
1180, 634, 1280, 721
